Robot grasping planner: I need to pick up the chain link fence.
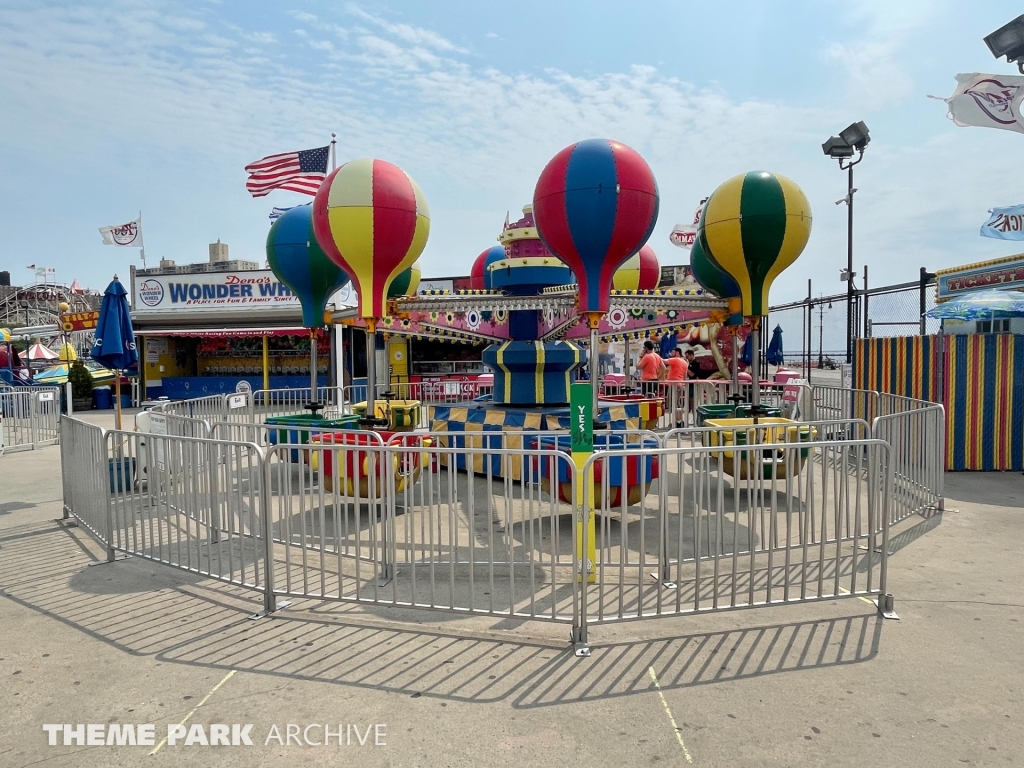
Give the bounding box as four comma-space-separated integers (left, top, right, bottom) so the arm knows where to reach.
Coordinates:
767, 272, 938, 372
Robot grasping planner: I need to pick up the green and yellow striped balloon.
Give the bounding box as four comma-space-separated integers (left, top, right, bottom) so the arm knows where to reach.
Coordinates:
697, 171, 812, 317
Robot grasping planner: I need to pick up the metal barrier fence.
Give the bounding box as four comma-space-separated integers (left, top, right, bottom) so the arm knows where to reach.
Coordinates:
871, 398, 945, 524
576, 438, 893, 640
251, 387, 344, 421
652, 380, 787, 430
60, 415, 112, 556
62, 410, 903, 649
104, 428, 268, 593
1, 386, 61, 454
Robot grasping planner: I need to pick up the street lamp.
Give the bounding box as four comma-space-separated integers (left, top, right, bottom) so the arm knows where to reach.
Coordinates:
822, 120, 870, 364
984, 14, 1024, 72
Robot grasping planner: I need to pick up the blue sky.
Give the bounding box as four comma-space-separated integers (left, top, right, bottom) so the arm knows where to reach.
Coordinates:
2, 0, 1024, 304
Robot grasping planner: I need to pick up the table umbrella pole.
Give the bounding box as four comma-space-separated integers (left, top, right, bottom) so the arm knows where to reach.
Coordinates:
114, 372, 122, 431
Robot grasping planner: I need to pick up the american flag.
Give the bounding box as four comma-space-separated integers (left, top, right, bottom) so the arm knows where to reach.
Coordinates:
269, 205, 300, 222
245, 146, 330, 197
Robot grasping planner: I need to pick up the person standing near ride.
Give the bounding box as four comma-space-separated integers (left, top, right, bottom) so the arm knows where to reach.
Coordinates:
636, 340, 665, 396
663, 347, 688, 426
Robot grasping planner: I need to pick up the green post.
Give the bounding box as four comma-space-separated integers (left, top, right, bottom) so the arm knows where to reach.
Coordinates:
570, 382, 595, 582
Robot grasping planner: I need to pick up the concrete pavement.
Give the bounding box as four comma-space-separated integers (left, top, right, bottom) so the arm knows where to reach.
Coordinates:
0, 423, 1021, 767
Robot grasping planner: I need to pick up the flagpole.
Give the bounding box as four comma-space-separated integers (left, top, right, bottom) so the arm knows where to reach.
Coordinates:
139, 211, 146, 268
330, 133, 337, 171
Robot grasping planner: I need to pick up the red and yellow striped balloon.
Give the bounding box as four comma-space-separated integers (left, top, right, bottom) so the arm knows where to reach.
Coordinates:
312, 158, 430, 319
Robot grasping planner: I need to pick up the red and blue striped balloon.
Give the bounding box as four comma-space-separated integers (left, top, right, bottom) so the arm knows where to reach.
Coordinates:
533, 139, 659, 314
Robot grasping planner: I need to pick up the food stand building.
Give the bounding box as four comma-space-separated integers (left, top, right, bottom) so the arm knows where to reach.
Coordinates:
130, 246, 355, 400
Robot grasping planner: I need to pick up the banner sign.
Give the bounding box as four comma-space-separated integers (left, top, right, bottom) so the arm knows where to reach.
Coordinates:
936, 256, 1024, 301
61, 310, 99, 332
933, 73, 1024, 135
131, 270, 356, 314
668, 197, 707, 249
669, 224, 697, 248
99, 218, 144, 247
570, 382, 593, 453
980, 205, 1024, 240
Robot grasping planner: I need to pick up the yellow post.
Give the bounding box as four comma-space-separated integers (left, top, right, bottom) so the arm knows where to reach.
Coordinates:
262, 335, 270, 392
570, 382, 596, 583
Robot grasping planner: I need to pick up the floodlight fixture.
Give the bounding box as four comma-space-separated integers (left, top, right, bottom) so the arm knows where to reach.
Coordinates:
839, 121, 870, 151
984, 14, 1024, 72
822, 136, 854, 159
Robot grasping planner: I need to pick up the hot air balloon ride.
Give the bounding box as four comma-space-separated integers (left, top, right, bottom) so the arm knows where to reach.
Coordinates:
267, 203, 351, 408
469, 245, 506, 290
387, 261, 422, 298
612, 244, 660, 291
533, 138, 660, 398
312, 158, 430, 426
689, 237, 744, 390
697, 170, 811, 406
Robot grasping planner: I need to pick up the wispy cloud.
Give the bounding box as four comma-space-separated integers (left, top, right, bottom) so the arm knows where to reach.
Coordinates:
0, 0, 1018, 297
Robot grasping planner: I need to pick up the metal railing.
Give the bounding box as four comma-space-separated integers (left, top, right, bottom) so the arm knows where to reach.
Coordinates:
872, 400, 945, 524
1, 386, 61, 454
104, 428, 267, 591
62, 410, 902, 648
576, 438, 893, 636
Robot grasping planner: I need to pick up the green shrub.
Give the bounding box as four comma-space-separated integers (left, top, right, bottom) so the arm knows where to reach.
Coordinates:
68, 361, 93, 399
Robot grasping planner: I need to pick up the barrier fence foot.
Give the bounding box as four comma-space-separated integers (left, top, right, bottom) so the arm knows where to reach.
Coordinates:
249, 597, 291, 621
377, 566, 395, 587
878, 593, 900, 620
571, 626, 590, 658
649, 572, 678, 590
88, 554, 131, 567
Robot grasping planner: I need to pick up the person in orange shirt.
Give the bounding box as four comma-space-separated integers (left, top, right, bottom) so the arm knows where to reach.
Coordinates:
664, 348, 688, 381
663, 348, 688, 426
636, 340, 665, 396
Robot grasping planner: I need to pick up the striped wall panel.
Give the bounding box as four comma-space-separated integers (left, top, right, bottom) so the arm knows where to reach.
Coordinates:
945, 334, 1024, 472
854, 334, 1024, 471
854, 336, 940, 402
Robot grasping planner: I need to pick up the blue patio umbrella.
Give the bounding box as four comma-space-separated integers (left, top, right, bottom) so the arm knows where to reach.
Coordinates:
740, 331, 753, 366
91, 276, 138, 429
924, 288, 1024, 321
766, 324, 784, 366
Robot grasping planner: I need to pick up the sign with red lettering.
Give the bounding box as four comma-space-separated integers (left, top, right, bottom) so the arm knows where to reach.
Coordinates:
61, 310, 99, 332
937, 257, 1024, 301
131, 270, 355, 313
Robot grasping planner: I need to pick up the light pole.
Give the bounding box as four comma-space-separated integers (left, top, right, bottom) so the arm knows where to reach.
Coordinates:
822, 121, 870, 364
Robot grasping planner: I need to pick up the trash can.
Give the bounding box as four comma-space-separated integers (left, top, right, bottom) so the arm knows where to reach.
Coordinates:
93, 386, 113, 410
108, 457, 136, 493
120, 393, 133, 409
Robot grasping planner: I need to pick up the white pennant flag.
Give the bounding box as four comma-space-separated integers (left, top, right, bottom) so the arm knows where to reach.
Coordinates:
668, 197, 708, 249
99, 217, 144, 247
932, 73, 1024, 134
